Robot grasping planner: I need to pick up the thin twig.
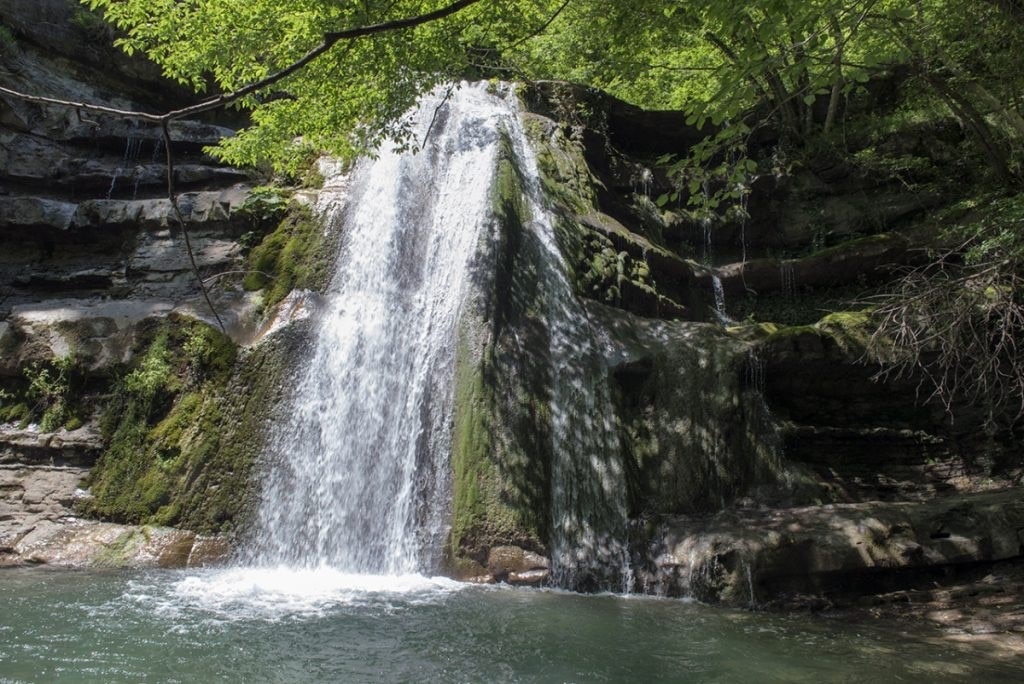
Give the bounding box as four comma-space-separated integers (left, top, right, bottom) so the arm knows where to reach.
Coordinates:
163, 121, 227, 334
202, 270, 274, 284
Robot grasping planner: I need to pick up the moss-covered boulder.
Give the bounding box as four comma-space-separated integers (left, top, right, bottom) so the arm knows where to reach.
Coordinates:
449, 134, 554, 572
81, 312, 301, 536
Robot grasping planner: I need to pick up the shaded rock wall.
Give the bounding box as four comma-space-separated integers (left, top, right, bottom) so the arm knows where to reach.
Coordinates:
449, 134, 556, 576
0, 1, 256, 370
509, 82, 1023, 603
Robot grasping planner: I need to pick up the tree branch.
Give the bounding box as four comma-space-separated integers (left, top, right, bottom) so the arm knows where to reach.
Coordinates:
162, 122, 227, 334
164, 0, 485, 122
1, 0, 484, 124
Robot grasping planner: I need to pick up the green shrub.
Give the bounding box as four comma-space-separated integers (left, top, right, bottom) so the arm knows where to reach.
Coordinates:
23, 355, 80, 432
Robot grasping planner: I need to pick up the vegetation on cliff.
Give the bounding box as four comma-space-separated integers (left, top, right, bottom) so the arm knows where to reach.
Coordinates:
241, 198, 335, 311
80, 314, 295, 535
67, 1, 1023, 425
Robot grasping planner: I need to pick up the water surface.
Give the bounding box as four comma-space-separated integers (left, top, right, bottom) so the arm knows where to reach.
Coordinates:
1, 568, 1020, 683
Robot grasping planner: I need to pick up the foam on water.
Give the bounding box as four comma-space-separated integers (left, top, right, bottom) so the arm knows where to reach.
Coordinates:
126, 568, 464, 622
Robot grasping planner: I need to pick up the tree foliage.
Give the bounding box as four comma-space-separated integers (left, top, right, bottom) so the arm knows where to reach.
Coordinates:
76, 0, 1023, 417
81, 0, 1024, 187
85, 0, 553, 171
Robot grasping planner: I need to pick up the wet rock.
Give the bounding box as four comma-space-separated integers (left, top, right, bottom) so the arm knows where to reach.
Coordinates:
0, 189, 249, 236
591, 302, 784, 515
714, 233, 913, 298
8, 519, 205, 568
248, 289, 323, 345
508, 569, 550, 585
637, 489, 1024, 606
463, 574, 498, 585
186, 536, 232, 567
0, 465, 89, 549
487, 545, 550, 575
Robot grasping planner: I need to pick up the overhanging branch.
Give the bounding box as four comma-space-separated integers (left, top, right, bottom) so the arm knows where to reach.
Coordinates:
0, 0, 484, 123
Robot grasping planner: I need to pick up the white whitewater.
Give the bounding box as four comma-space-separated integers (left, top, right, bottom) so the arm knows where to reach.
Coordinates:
242, 82, 630, 590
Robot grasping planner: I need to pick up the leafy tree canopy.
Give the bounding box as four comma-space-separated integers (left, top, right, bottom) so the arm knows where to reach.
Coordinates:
85, 0, 555, 171
85, 0, 1023, 186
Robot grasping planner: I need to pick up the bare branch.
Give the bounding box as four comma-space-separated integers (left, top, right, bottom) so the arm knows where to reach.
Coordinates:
162, 122, 227, 334
868, 244, 1024, 427
0, 0, 485, 124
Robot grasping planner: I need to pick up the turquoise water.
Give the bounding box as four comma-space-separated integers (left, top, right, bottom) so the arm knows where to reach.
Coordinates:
0, 567, 1020, 683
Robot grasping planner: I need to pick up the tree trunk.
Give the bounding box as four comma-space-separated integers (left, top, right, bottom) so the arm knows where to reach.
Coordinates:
926, 73, 1018, 188
823, 15, 844, 134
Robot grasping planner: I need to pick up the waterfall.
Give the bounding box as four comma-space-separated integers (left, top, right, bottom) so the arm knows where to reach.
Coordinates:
107, 124, 142, 200
711, 273, 732, 325
247, 84, 509, 572
246, 82, 629, 586
780, 260, 796, 300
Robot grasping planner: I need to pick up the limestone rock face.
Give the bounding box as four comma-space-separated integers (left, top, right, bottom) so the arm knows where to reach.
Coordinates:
4, 520, 229, 569
0, 422, 229, 569
0, 1, 273, 566
0, 0, 259, 374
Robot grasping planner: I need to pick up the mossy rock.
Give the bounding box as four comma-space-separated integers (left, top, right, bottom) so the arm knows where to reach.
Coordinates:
82, 313, 293, 536
764, 308, 888, 361
243, 202, 335, 311
448, 136, 555, 564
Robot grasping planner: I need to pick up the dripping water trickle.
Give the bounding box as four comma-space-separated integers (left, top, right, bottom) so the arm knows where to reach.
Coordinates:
711, 273, 732, 325
780, 261, 796, 300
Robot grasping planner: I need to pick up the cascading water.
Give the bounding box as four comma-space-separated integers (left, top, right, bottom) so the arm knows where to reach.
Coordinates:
246, 85, 507, 573
107, 124, 142, 199
506, 116, 632, 593
711, 273, 732, 325
245, 82, 630, 587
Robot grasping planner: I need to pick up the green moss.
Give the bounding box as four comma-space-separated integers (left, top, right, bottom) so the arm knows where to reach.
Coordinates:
764, 323, 818, 343
816, 310, 875, 350
450, 336, 493, 553
763, 308, 892, 362
725, 321, 780, 340
82, 314, 269, 534
0, 401, 30, 425
93, 528, 149, 568
448, 139, 556, 563
18, 354, 85, 432
449, 331, 551, 562
243, 203, 332, 311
